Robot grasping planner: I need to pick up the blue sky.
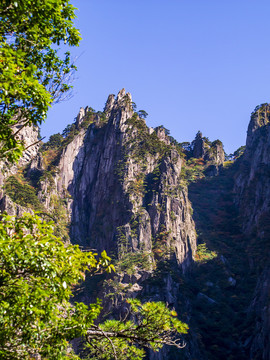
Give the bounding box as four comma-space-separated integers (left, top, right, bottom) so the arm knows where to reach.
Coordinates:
42, 0, 270, 154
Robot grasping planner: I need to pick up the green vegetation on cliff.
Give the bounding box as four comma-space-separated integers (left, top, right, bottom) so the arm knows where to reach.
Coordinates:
4, 175, 44, 212
125, 114, 172, 162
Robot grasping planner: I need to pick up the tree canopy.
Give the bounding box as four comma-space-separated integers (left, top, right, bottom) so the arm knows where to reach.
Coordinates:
0, 213, 188, 359
86, 299, 188, 360
0, 213, 101, 359
0, 0, 81, 162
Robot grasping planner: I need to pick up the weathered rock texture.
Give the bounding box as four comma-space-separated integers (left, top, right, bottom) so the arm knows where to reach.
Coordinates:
234, 104, 270, 360
60, 90, 196, 274
0, 90, 198, 359
33, 89, 197, 359
235, 104, 270, 236
1, 90, 197, 274
3, 91, 270, 360
192, 131, 225, 166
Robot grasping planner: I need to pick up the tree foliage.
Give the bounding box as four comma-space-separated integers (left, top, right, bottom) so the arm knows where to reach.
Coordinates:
0, 0, 81, 162
0, 213, 102, 359
42, 133, 64, 151
0, 213, 188, 359
195, 243, 218, 264
86, 299, 188, 360
4, 175, 44, 211
137, 110, 148, 119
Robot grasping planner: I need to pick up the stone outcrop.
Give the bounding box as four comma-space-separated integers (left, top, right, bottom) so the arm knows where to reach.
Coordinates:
192, 131, 225, 175
0, 90, 197, 360
0, 194, 33, 217
16, 125, 40, 167
75, 107, 85, 127
192, 131, 205, 159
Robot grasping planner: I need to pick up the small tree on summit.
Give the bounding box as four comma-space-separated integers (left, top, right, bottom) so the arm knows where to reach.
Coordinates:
138, 110, 149, 119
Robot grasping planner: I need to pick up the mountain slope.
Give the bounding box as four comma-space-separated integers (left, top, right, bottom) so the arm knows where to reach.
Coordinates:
1, 92, 270, 360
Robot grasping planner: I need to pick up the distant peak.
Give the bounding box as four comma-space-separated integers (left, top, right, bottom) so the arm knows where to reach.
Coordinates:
104, 89, 132, 113
117, 88, 126, 100
104, 94, 115, 113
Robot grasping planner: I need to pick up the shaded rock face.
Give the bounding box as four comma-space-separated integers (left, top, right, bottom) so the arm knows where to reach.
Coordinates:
235, 104, 270, 236
234, 104, 270, 360
248, 267, 270, 360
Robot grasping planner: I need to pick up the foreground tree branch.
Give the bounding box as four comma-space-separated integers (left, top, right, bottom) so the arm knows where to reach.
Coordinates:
85, 299, 188, 360
0, 213, 188, 360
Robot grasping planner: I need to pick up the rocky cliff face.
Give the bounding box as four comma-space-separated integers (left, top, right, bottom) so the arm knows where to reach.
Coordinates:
0, 90, 197, 274
2, 91, 270, 360
45, 89, 198, 359
0, 90, 198, 357
234, 104, 270, 360
44, 89, 197, 274
235, 104, 270, 237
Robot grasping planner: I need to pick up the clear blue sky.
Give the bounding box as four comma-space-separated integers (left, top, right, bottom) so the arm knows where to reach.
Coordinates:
41, 0, 270, 154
